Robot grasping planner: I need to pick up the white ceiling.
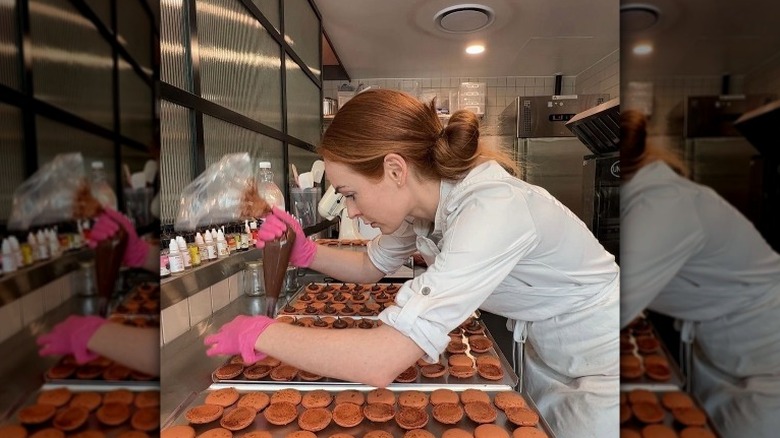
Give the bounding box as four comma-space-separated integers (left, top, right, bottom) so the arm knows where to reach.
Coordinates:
622, 0, 780, 78
314, 0, 619, 79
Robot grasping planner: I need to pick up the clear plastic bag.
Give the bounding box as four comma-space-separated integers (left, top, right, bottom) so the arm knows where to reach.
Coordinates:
175, 153, 265, 231
7, 153, 87, 230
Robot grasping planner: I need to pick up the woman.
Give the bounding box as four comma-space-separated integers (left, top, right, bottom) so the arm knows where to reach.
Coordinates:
206, 89, 620, 437
620, 110, 780, 438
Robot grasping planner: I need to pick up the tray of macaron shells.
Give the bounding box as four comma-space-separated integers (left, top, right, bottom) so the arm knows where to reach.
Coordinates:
0, 386, 160, 438
45, 355, 159, 386
277, 283, 403, 319
110, 282, 161, 321
315, 239, 370, 248
210, 316, 518, 390
162, 386, 553, 438
620, 389, 722, 438
620, 316, 684, 391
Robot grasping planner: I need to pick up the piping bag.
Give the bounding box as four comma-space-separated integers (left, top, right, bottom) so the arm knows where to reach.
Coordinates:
241, 184, 296, 317
74, 184, 128, 316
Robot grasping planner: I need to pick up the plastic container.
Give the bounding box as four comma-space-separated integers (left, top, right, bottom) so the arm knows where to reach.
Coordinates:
244, 260, 264, 297
256, 161, 285, 210
90, 161, 118, 210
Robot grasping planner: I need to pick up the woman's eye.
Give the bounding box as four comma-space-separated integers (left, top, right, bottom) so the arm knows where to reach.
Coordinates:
344, 194, 355, 200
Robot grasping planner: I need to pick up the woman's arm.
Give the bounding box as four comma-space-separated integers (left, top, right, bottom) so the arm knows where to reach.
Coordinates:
308, 245, 385, 283
255, 323, 423, 388
87, 323, 160, 376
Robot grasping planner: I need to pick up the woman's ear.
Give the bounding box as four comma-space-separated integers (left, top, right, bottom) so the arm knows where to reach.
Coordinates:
384, 153, 408, 186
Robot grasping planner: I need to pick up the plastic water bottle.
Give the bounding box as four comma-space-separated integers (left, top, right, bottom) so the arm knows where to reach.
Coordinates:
256, 161, 285, 210
90, 161, 118, 210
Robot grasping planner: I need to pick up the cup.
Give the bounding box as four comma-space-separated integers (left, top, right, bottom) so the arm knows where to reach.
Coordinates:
244, 260, 264, 297
123, 187, 154, 227
290, 187, 322, 228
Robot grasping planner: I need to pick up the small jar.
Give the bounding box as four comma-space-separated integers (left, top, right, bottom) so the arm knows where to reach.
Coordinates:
244, 261, 264, 297
74, 260, 97, 297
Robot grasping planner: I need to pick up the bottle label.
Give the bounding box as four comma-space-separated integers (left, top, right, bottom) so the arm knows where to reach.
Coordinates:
169, 254, 185, 273
198, 245, 209, 262
180, 247, 192, 267
206, 244, 218, 260
217, 241, 229, 257
188, 245, 202, 266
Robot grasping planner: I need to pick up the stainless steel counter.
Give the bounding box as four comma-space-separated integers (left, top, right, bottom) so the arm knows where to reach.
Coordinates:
0, 295, 102, 419
160, 295, 270, 422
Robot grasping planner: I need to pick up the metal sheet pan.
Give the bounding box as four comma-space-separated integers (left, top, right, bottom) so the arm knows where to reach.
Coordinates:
620, 390, 722, 438
278, 282, 400, 319
0, 384, 161, 437
210, 318, 519, 389
620, 318, 685, 391
163, 386, 554, 438
44, 355, 160, 387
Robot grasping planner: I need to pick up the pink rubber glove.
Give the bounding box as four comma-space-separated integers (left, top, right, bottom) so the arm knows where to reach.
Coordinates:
88, 208, 149, 268
204, 315, 277, 364
256, 207, 317, 268
36, 315, 108, 363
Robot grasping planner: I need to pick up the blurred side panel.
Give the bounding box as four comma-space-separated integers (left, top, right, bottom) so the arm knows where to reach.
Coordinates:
161, 0, 192, 91
36, 115, 116, 183
117, 0, 153, 74
285, 53, 320, 146
196, 0, 282, 128
160, 99, 194, 224
29, 0, 113, 129
119, 58, 154, 145
0, 0, 20, 89
0, 103, 25, 223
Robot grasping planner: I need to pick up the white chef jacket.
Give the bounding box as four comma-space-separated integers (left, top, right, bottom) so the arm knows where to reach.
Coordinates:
621, 161, 780, 438
370, 161, 620, 438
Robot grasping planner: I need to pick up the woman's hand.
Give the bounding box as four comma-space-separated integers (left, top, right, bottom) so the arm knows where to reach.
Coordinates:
256, 208, 317, 267
36, 315, 108, 363
88, 208, 149, 268
204, 315, 277, 364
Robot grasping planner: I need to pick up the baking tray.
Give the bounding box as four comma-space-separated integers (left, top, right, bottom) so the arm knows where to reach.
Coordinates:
163, 386, 554, 438
109, 282, 160, 320
278, 282, 403, 318
620, 319, 685, 391
210, 318, 519, 389
0, 384, 160, 437
44, 355, 160, 387
620, 389, 722, 438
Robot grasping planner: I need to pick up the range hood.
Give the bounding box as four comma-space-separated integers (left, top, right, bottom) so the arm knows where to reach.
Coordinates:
565, 97, 620, 155
734, 99, 780, 159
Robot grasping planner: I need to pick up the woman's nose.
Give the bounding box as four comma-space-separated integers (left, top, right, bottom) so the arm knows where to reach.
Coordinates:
346, 201, 360, 219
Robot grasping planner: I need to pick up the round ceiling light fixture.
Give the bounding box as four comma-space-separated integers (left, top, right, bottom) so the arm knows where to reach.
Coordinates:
466, 44, 485, 54
434, 4, 495, 34
620, 3, 661, 32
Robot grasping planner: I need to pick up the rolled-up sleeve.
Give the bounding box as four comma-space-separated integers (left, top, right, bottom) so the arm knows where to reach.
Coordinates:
379, 182, 539, 362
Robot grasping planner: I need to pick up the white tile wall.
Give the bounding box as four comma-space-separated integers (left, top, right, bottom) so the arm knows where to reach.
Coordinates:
576, 49, 619, 98
211, 278, 231, 312
20, 288, 45, 326
161, 298, 189, 344
745, 52, 780, 95
188, 288, 212, 326
160, 272, 244, 345
0, 300, 23, 344
324, 74, 577, 142
0, 271, 77, 343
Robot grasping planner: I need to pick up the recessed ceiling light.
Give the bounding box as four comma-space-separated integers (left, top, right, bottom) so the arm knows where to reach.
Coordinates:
633, 43, 653, 55
466, 45, 485, 54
